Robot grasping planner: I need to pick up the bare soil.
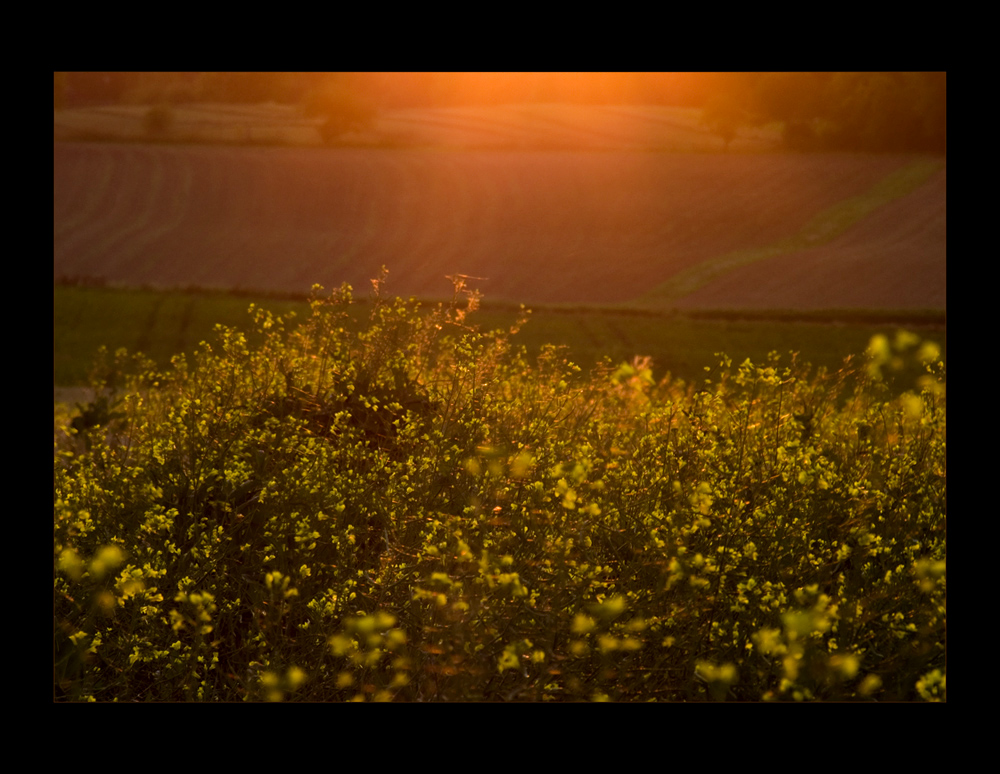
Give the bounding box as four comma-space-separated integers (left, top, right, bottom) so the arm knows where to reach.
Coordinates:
54, 140, 944, 311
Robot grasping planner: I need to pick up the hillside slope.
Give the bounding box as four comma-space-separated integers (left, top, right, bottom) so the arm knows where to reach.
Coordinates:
669, 167, 946, 311
54, 105, 945, 312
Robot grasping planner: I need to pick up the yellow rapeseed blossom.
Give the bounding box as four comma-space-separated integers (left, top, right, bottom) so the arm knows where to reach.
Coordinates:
916, 669, 946, 701
58, 548, 85, 582
829, 653, 860, 679
286, 666, 307, 691
90, 545, 125, 579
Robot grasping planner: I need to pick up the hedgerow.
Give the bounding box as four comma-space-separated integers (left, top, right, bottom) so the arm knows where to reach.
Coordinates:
54, 272, 946, 701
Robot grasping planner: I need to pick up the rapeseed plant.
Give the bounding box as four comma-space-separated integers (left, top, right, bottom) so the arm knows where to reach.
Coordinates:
54, 275, 945, 700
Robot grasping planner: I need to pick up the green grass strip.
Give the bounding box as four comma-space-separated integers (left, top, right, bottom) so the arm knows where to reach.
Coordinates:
55, 284, 945, 399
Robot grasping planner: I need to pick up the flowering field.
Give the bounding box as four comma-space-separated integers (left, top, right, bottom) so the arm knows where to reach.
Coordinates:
54, 282, 946, 701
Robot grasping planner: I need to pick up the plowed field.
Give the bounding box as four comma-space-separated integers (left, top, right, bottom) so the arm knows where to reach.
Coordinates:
54, 133, 945, 311
672, 166, 946, 311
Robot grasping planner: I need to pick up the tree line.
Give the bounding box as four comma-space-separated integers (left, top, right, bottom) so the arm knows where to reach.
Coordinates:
702, 72, 945, 153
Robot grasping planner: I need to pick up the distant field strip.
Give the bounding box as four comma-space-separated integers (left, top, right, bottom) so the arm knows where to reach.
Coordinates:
55, 103, 772, 152
54, 284, 944, 391
54, 102, 321, 145
378, 104, 779, 153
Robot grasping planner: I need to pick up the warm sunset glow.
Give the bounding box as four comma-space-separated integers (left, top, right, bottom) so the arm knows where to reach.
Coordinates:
395, 72, 697, 106
316, 72, 717, 109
